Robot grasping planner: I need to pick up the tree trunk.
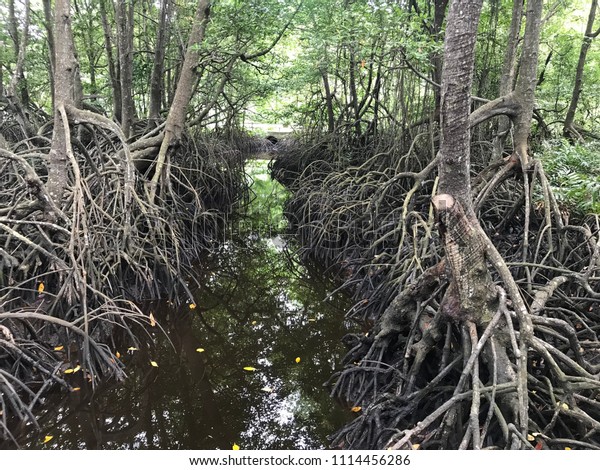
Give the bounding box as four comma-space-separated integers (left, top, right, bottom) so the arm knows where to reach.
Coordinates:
46, 0, 79, 209
42, 0, 56, 108
148, 0, 212, 202
563, 0, 599, 140
492, 0, 524, 160
115, 0, 135, 137
149, 0, 173, 120
321, 67, 335, 133
512, 0, 543, 167
99, 0, 122, 123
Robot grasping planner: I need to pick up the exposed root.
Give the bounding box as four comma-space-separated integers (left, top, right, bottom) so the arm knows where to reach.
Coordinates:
276, 133, 600, 449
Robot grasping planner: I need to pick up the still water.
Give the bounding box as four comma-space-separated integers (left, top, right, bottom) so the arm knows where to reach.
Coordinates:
8, 161, 353, 450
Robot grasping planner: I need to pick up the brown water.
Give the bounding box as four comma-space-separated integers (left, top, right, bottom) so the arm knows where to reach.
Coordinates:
7, 166, 354, 450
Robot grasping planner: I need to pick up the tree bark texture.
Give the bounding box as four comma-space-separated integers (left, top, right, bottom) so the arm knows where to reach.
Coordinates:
99, 0, 122, 123
437, 0, 484, 209
46, 0, 79, 208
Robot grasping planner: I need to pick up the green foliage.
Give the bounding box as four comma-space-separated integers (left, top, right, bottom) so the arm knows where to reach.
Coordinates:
539, 140, 600, 215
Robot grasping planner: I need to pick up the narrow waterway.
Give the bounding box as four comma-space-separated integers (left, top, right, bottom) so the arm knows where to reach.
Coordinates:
8, 160, 353, 450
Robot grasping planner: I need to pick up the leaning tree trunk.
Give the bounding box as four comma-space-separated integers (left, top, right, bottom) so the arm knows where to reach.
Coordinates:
147, 0, 212, 203
563, 0, 599, 140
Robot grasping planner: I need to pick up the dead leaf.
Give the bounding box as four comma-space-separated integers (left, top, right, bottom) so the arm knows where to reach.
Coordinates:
116, 351, 121, 359
232, 443, 240, 450
127, 347, 139, 351
64, 368, 75, 374
150, 360, 159, 367
43, 435, 53, 444
196, 348, 205, 353
261, 386, 274, 393
71, 387, 81, 392
54, 345, 64, 351
38, 282, 45, 293
295, 357, 301, 364
412, 444, 420, 450
149, 312, 157, 327
243, 366, 257, 371
189, 303, 197, 310
351, 406, 362, 412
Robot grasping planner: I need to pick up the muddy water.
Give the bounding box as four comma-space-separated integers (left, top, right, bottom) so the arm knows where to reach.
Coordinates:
10, 161, 353, 450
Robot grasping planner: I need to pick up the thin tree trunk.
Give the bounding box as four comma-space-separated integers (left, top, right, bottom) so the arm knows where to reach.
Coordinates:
563, 0, 599, 139
115, 0, 135, 137
492, 0, 524, 160
99, 0, 122, 122
321, 67, 335, 133
6, 0, 34, 137
42, 0, 56, 108
149, 0, 173, 120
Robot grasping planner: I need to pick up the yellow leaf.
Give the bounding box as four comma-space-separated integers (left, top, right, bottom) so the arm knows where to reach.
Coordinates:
561, 402, 569, 410
527, 434, 535, 442
308, 318, 316, 322
149, 312, 157, 327
64, 368, 75, 374
261, 386, 273, 393
243, 367, 257, 371
71, 387, 81, 392
73, 365, 81, 373
232, 443, 240, 450
412, 444, 420, 450
43, 435, 53, 444
150, 361, 159, 367
565, 447, 572, 450
189, 303, 197, 310
127, 347, 138, 351
295, 357, 301, 364
116, 351, 121, 359
54, 345, 64, 351
351, 406, 362, 413
251, 320, 257, 325
196, 348, 205, 353
38, 282, 45, 293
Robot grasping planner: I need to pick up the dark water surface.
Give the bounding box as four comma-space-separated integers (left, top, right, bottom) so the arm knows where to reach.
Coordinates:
9, 162, 353, 450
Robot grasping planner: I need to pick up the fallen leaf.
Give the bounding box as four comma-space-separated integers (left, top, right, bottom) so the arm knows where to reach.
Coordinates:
149, 312, 157, 327
116, 351, 121, 359
243, 366, 257, 371
71, 387, 81, 392
308, 318, 316, 322
64, 368, 75, 374
232, 443, 240, 450
73, 365, 81, 373
527, 434, 535, 442
196, 348, 205, 353
295, 357, 301, 364
150, 361, 159, 367
565, 447, 572, 450
261, 386, 274, 393
127, 347, 139, 351
54, 345, 64, 351
251, 320, 257, 325
351, 406, 362, 412
43, 435, 53, 444
189, 303, 197, 310
412, 444, 420, 450
38, 282, 45, 293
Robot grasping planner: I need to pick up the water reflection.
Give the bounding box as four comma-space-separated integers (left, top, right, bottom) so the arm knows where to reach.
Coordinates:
8, 203, 352, 450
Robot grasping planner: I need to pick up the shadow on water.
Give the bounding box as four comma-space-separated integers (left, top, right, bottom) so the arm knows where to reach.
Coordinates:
6, 160, 354, 450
